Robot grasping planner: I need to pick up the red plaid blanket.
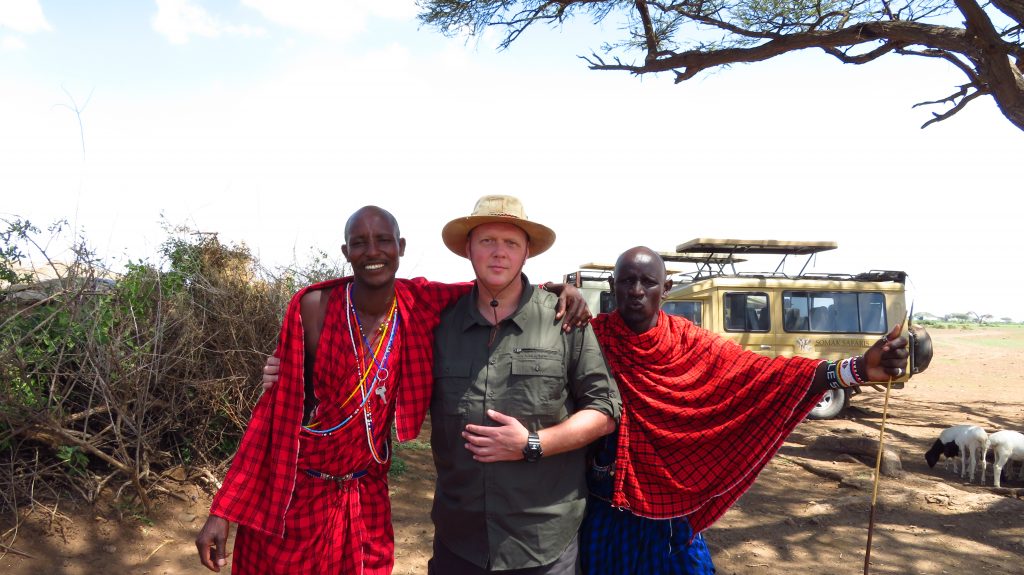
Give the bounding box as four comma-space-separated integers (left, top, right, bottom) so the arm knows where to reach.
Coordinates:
592, 311, 822, 533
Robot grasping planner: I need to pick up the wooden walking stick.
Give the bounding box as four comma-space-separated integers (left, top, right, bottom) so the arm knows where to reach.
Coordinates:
864, 309, 911, 575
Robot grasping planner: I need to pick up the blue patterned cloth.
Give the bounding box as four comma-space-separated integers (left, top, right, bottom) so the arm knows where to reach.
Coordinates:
581, 432, 716, 575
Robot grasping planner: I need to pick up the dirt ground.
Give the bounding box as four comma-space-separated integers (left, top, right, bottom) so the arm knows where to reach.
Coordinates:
3, 326, 1023, 575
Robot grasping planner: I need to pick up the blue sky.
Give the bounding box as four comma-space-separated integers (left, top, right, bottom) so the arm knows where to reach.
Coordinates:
1, 1, 1022, 320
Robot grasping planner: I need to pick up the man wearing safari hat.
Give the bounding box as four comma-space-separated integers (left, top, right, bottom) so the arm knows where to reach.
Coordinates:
428, 195, 620, 574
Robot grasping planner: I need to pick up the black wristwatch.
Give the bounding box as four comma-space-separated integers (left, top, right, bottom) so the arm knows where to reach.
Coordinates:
522, 431, 543, 462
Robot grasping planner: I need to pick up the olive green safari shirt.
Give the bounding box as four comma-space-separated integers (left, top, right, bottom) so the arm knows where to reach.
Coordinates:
430, 277, 620, 571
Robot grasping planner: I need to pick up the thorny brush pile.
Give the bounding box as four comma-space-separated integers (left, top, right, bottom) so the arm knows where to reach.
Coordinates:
0, 218, 346, 528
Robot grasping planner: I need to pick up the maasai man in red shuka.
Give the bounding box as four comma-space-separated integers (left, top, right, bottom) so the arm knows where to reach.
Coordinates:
195, 206, 470, 574
581, 247, 910, 575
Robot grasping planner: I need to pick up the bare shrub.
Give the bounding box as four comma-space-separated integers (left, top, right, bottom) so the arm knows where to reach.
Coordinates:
0, 218, 346, 519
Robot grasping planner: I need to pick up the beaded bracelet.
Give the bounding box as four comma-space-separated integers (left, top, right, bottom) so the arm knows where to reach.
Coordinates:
839, 358, 857, 388
824, 360, 841, 389
850, 355, 866, 384
824, 358, 864, 389
824, 360, 842, 389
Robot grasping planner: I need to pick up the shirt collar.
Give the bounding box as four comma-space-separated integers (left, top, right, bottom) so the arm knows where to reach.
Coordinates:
461, 274, 534, 332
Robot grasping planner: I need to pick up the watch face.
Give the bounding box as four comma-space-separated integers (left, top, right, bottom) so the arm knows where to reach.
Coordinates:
523, 433, 542, 462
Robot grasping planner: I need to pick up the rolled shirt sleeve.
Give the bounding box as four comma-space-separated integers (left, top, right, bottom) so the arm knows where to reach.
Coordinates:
566, 323, 620, 421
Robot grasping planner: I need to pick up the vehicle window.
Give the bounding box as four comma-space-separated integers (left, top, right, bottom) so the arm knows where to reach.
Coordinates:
578, 281, 614, 316
663, 301, 702, 327
723, 292, 769, 332
783, 291, 887, 334
859, 294, 887, 333
599, 291, 617, 314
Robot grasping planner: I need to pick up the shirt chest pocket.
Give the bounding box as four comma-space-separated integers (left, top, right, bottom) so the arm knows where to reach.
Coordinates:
509, 353, 566, 417
434, 360, 474, 416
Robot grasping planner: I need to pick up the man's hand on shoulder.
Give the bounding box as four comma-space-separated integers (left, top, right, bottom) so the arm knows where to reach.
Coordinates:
543, 282, 592, 332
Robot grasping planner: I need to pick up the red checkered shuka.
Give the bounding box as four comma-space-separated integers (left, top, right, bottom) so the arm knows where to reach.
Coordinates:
208, 277, 469, 573
591, 310, 823, 534
230, 461, 393, 575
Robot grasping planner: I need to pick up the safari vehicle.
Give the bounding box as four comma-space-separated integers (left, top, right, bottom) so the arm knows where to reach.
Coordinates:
563, 264, 618, 316
564, 239, 930, 419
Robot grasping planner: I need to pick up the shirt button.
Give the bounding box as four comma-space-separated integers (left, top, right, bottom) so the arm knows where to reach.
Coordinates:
534, 365, 540, 371
489, 358, 496, 365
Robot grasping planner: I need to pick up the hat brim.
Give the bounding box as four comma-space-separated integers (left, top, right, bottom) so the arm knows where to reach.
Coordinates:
441, 215, 555, 259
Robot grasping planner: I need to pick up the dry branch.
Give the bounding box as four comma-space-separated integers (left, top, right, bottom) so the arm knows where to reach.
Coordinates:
0, 541, 35, 559
1, 223, 301, 521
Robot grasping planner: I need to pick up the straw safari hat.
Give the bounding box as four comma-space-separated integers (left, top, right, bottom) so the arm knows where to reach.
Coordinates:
441, 195, 556, 258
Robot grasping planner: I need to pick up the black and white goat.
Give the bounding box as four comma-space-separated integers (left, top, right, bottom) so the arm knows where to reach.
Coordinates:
924, 424, 988, 483
986, 430, 1024, 488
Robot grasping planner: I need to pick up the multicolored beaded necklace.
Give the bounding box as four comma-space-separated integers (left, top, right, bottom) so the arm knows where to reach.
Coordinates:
301, 282, 398, 468
349, 283, 398, 464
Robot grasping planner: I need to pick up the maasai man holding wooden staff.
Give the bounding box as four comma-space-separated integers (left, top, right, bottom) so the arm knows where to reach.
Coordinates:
582, 246, 910, 574
195, 205, 588, 574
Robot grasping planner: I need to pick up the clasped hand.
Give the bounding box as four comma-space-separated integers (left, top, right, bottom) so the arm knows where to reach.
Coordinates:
462, 409, 529, 462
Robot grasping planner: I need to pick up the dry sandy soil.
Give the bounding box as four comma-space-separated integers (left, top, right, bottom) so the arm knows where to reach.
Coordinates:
3, 326, 1023, 575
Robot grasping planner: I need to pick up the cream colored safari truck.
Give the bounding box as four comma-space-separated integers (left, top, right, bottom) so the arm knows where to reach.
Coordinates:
662, 238, 932, 419
565, 239, 930, 420
564, 259, 727, 316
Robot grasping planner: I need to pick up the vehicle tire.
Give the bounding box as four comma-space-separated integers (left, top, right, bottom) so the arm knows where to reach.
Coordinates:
807, 387, 849, 420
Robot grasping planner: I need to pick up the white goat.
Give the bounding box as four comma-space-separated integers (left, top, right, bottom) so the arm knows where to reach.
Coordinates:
924, 424, 988, 483
986, 430, 1024, 488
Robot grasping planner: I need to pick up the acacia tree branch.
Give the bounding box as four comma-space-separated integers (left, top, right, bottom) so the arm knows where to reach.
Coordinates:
586, 21, 973, 79
897, 42, 989, 128
680, 9, 784, 40
917, 88, 986, 127
991, 0, 1024, 26
591, 8, 1023, 129
824, 41, 903, 64
635, 0, 660, 64
809, 11, 852, 32
486, 0, 615, 48
897, 47, 980, 82
881, 0, 896, 20
648, 1, 788, 40
498, 3, 564, 49
671, 22, 965, 75
419, 0, 1024, 130
954, 0, 1024, 127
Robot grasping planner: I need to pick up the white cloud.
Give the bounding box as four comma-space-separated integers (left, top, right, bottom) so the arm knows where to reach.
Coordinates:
242, 0, 417, 40
152, 0, 265, 44
0, 0, 51, 33
1, 35, 26, 51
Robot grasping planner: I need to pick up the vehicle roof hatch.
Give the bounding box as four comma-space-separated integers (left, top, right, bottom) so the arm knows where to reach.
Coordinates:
673, 238, 838, 278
